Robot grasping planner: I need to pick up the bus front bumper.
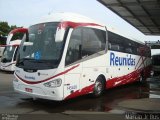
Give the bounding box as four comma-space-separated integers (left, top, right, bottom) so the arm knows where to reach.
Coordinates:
13, 82, 64, 101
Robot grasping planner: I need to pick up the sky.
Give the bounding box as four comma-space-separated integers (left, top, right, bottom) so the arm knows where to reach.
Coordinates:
0, 0, 160, 54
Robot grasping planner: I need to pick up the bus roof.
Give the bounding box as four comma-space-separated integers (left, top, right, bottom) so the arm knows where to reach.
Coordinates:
37, 12, 105, 26
36, 12, 145, 45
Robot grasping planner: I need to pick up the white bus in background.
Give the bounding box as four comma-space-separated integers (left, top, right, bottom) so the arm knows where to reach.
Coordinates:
0, 28, 28, 71
6, 28, 28, 45
0, 40, 21, 71
13, 12, 151, 101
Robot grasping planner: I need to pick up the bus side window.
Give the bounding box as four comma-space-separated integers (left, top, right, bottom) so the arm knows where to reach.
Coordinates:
65, 28, 82, 66
108, 31, 124, 52
125, 48, 132, 53
82, 28, 106, 57
110, 44, 120, 51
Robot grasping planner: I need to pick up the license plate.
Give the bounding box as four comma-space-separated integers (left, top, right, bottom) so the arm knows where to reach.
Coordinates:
25, 88, 33, 93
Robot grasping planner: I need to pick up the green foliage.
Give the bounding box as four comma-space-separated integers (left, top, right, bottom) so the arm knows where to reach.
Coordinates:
0, 36, 6, 45
10, 25, 18, 31
0, 21, 22, 36
0, 21, 10, 36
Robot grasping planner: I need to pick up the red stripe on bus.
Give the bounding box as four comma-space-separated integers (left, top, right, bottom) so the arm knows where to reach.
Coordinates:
64, 66, 151, 100
64, 69, 140, 100
137, 57, 148, 70
15, 64, 79, 84
64, 84, 94, 100
10, 28, 28, 34
106, 69, 140, 89
57, 21, 103, 30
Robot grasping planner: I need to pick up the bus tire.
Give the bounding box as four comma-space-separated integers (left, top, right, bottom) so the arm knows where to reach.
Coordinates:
92, 77, 105, 97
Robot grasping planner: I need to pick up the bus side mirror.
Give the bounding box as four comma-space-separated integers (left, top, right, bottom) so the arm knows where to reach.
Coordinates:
55, 25, 65, 42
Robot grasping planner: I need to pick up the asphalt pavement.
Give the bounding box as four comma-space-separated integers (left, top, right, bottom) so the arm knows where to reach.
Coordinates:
0, 70, 160, 120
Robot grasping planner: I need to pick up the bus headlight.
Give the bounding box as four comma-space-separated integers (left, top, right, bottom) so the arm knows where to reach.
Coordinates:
43, 78, 62, 88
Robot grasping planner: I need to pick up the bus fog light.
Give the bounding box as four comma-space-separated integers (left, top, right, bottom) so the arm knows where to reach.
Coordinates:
44, 79, 62, 88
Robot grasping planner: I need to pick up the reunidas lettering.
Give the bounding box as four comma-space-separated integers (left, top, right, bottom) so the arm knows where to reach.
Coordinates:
110, 52, 135, 66
25, 75, 35, 80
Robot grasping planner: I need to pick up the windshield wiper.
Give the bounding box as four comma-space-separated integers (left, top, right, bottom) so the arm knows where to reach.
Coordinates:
16, 58, 34, 66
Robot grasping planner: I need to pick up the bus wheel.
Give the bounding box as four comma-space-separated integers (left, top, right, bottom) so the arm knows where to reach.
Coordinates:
93, 77, 105, 97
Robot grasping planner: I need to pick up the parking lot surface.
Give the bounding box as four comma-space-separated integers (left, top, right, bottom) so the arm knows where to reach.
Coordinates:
0, 71, 160, 120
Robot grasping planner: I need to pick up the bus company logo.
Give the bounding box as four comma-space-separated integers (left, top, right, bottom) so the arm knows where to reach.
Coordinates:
24, 75, 35, 80
110, 52, 135, 66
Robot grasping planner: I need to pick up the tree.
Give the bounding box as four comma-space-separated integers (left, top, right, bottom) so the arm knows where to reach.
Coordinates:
0, 21, 22, 36
10, 25, 18, 31
0, 22, 10, 36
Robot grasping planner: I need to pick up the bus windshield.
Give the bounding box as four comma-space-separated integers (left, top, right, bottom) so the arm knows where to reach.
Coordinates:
1, 46, 16, 63
16, 22, 65, 70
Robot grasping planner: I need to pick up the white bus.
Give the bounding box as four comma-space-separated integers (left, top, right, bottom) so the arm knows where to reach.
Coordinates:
0, 40, 21, 71
0, 28, 28, 71
13, 13, 151, 101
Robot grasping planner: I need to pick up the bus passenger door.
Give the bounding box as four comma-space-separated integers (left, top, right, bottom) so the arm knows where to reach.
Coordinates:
63, 27, 82, 99
64, 64, 82, 99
